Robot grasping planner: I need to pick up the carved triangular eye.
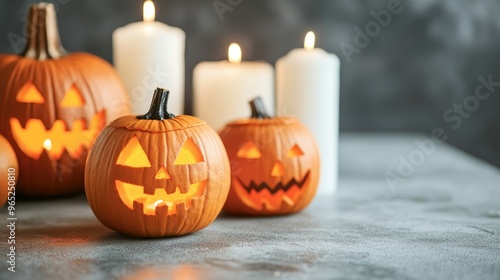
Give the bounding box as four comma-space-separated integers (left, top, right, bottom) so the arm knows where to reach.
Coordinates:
60, 84, 85, 107
287, 144, 304, 158
116, 136, 151, 168
16, 82, 45, 104
237, 141, 261, 159
174, 137, 204, 165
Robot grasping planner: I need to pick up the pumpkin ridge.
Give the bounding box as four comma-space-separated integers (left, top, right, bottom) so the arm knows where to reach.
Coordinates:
110, 116, 206, 133
67, 53, 103, 112
110, 122, 206, 133
186, 127, 210, 233
46, 58, 60, 124
173, 123, 200, 235
224, 117, 296, 127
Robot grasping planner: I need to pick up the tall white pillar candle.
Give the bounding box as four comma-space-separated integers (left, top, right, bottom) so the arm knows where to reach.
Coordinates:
193, 43, 274, 130
276, 32, 340, 194
113, 0, 185, 115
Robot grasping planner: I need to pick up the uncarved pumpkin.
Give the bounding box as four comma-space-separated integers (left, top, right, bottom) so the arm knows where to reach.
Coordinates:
0, 135, 18, 207
85, 88, 230, 238
219, 97, 320, 216
0, 3, 130, 196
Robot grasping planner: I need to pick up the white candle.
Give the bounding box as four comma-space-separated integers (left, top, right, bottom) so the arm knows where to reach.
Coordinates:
193, 43, 274, 130
113, 0, 185, 115
276, 32, 340, 194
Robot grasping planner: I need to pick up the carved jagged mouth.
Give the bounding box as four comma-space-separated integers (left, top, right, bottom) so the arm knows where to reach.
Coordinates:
238, 171, 310, 194
233, 171, 310, 211
115, 179, 207, 216
9, 110, 106, 160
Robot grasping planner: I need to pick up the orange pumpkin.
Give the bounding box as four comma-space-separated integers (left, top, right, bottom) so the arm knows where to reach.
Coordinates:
85, 88, 230, 238
0, 3, 130, 196
0, 135, 18, 207
219, 97, 320, 216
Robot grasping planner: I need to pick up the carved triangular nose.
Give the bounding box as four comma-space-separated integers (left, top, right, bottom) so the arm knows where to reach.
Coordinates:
271, 160, 285, 177
155, 166, 171, 180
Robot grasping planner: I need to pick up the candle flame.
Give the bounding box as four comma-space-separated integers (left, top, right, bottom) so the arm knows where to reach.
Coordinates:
304, 31, 315, 51
228, 43, 242, 64
143, 0, 155, 22
43, 139, 52, 151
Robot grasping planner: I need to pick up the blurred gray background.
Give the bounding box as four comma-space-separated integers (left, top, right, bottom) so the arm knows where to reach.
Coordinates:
1, 0, 500, 168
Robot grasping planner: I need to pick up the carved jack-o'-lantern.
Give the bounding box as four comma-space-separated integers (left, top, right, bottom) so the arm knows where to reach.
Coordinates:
0, 3, 129, 196
85, 88, 230, 238
219, 97, 320, 216
0, 135, 18, 207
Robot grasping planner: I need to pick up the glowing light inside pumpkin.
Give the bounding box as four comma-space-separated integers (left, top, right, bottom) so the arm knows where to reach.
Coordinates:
9, 110, 106, 160
143, 0, 155, 22
43, 139, 52, 151
60, 84, 85, 107
116, 136, 152, 168
155, 166, 171, 180
16, 82, 45, 104
228, 43, 242, 64
304, 31, 315, 51
231, 142, 313, 211
287, 144, 304, 158
271, 160, 285, 177
232, 174, 308, 211
236, 141, 261, 159
114, 135, 208, 215
116, 179, 207, 215
174, 137, 204, 165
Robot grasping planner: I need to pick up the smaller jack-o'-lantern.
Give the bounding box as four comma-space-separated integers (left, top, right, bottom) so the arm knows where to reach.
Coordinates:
0, 135, 18, 207
0, 3, 129, 197
85, 88, 230, 238
219, 97, 320, 216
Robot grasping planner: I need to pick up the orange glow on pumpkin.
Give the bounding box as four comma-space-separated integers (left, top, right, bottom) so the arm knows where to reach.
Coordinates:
287, 144, 304, 158
116, 179, 207, 215
114, 135, 209, 216
60, 84, 85, 107
271, 160, 285, 177
116, 136, 151, 168
42, 138, 52, 151
232, 175, 307, 212
0, 3, 131, 199
9, 110, 106, 160
174, 137, 204, 165
16, 82, 45, 103
155, 166, 171, 180
85, 88, 231, 237
236, 141, 262, 159
219, 97, 320, 216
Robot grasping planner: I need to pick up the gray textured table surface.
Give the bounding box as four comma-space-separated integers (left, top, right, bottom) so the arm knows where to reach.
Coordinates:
1, 134, 499, 280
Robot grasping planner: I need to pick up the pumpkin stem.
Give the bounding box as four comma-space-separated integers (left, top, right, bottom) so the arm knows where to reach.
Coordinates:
249, 97, 271, 119
137, 88, 176, 120
21, 3, 67, 60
